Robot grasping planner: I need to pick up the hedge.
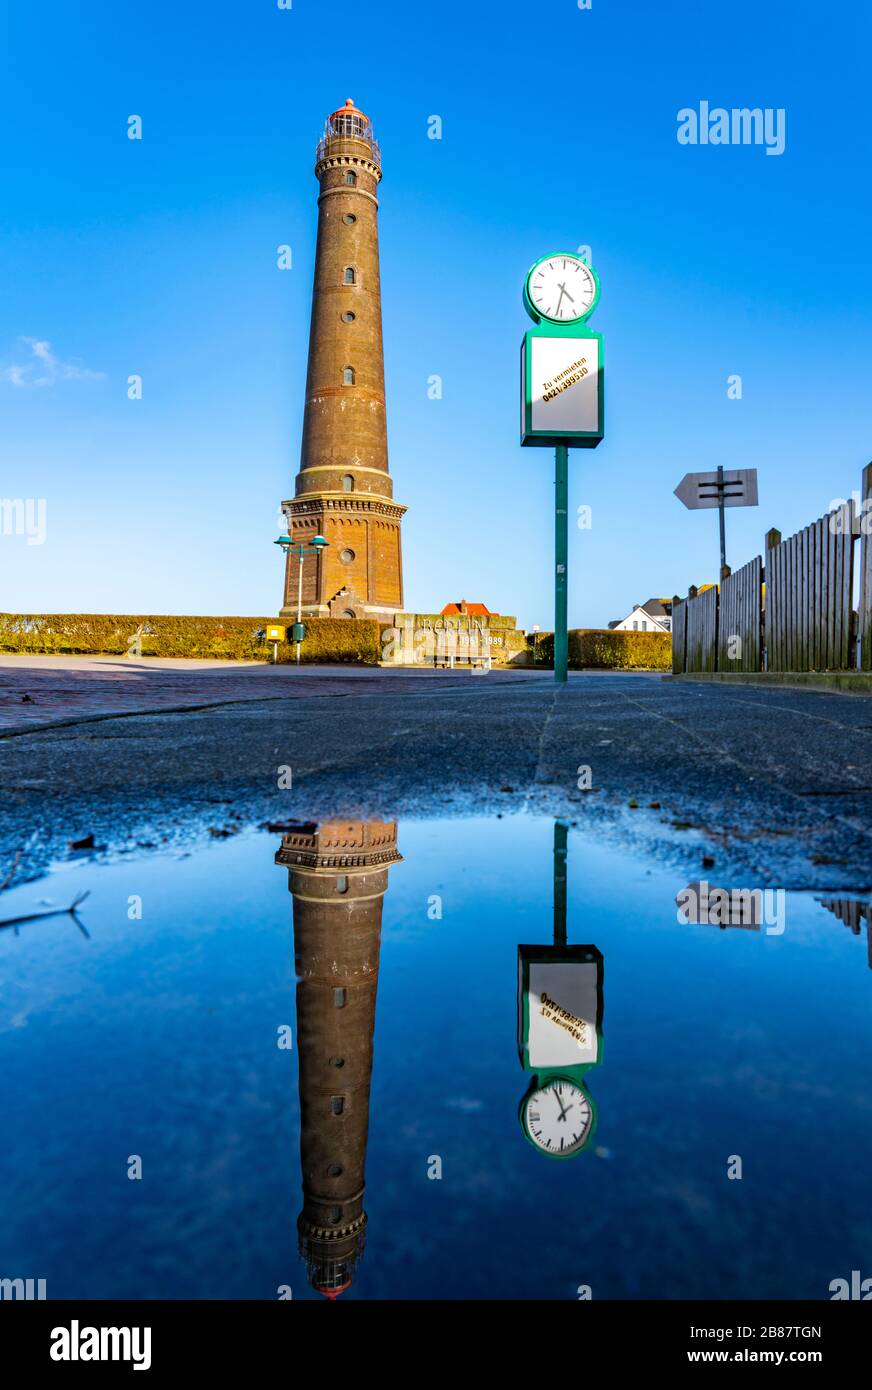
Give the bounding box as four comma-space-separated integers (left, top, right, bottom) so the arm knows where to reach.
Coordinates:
527, 628, 671, 671
0, 613, 382, 665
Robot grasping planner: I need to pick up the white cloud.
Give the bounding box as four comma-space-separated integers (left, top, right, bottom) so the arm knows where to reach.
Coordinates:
2, 337, 105, 388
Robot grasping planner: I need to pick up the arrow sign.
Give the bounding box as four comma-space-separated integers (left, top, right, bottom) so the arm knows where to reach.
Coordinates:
674, 468, 759, 510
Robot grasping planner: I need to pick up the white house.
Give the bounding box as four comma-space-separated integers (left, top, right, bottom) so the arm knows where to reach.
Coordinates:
608, 598, 672, 633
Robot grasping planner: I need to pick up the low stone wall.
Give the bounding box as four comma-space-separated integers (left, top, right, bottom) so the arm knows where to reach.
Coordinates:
381, 613, 528, 665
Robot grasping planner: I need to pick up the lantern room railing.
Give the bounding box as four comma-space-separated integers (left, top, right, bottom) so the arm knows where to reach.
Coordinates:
317, 109, 380, 167
317, 133, 381, 166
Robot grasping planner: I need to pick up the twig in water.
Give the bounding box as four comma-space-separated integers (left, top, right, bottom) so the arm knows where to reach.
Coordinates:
0, 890, 91, 936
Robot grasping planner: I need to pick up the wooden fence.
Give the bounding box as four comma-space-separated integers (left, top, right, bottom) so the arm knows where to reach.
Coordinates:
671, 595, 687, 674
717, 557, 763, 672
672, 463, 871, 675
818, 897, 872, 970
685, 584, 718, 672
765, 503, 854, 672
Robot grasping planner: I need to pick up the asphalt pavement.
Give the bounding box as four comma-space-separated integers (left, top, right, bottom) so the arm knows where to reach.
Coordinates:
1, 662, 871, 892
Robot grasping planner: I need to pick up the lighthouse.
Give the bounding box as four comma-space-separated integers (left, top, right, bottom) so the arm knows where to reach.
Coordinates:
280, 101, 406, 623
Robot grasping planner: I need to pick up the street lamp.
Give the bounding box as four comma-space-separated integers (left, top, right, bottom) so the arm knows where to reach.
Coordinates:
274, 533, 329, 666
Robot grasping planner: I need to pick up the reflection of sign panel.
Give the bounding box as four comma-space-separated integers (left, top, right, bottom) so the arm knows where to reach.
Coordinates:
521, 329, 604, 448
677, 880, 763, 930
518, 945, 604, 1070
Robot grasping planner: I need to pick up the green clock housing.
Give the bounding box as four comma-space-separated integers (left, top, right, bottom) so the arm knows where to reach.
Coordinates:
523, 252, 601, 326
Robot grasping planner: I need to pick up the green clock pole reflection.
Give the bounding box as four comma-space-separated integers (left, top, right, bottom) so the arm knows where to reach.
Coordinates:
517, 820, 605, 1159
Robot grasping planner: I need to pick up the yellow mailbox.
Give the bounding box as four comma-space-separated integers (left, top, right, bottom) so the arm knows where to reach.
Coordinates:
266, 623, 287, 642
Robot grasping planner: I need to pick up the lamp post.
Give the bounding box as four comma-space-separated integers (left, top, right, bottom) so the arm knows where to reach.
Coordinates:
273, 533, 329, 665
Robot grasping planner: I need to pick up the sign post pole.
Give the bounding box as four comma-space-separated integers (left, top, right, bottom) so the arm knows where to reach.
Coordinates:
555, 442, 569, 684
717, 464, 727, 576
674, 467, 759, 581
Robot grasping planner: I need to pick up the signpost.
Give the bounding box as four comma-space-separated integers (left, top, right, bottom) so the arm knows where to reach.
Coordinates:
521, 253, 604, 683
674, 466, 759, 578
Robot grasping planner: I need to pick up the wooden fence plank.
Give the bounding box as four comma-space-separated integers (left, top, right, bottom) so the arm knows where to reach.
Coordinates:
861, 464, 872, 670
671, 596, 687, 674
827, 506, 837, 668
842, 501, 854, 668
834, 508, 844, 669
812, 518, 821, 669
718, 557, 762, 671
806, 523, 813, 670
686, 585, 718, 672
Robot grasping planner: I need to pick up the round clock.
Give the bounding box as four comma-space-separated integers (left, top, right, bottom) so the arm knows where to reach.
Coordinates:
524, 253, 600, 325
520, 1076, 596, 1159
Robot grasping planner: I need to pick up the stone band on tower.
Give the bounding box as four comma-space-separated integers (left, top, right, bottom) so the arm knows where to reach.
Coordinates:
280, 100, 405, 623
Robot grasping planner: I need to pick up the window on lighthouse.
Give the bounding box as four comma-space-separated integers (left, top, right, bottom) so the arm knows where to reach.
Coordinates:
346, 171, 357, 186
342, 475, 354, 493
342, 367, 355, 386
343, 266, 356, 284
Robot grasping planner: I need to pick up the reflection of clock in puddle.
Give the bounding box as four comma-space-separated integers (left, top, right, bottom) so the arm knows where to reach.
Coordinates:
522, 1076, 595, 1159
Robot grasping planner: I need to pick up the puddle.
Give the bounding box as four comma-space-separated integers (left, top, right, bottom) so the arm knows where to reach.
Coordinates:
0, 815, 870, 1300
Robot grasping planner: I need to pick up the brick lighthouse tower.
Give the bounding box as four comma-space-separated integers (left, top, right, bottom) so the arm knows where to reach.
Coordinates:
280, 100, 405, 623
275, 819, 402, 1297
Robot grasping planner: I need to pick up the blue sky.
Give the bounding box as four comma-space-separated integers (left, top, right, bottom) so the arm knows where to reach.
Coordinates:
1, 0, 870, 629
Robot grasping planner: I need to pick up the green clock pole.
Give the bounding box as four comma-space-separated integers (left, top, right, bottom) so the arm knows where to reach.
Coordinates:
521, 252, 604, 686
555, 442, 569, 683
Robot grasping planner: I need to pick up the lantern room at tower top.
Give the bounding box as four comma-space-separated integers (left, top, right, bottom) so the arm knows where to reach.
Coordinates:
316, 98, 381, 169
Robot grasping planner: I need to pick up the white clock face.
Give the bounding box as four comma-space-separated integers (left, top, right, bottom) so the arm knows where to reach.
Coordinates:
524, 1078, 593, 1157
527, 256, 597, 323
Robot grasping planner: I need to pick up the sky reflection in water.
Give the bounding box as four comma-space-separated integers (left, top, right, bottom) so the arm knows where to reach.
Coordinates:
0, 814, 870, 1300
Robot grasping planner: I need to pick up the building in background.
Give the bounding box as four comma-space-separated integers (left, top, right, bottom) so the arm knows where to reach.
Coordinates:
280, 101, 406, 623
608, 597, 674, 633
440, 600, 498, 618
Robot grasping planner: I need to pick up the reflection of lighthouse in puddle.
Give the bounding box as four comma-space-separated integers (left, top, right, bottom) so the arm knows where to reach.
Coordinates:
275, 820, 401, 1299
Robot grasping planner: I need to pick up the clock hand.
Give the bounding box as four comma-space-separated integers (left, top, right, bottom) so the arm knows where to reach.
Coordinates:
554, 286, 566, 316
557, 282, 576, 304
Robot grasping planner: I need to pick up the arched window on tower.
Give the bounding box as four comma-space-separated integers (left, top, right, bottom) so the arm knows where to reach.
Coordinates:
343, 366, 355, 386
342, 474, 354, 493
346, 170, 357, 186
343, 266, 356, 285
